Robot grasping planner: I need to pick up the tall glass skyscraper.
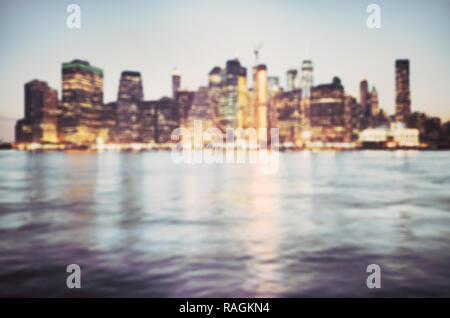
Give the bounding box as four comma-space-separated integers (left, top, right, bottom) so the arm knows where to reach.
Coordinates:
217, 59, 242, 131
360, 78, 369, 116
300, 60, 313, 98
60, 59, 104, 145
116, 71, 143, 143
172, 69, 181, 98
253, 64, 268, 134
15, 80, 58, 144
395, 59, 411, 123
286, 69, 297, 91
208, 66, 222, 128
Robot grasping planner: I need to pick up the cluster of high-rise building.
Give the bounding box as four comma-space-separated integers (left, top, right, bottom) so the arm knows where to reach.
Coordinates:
17, 56, 441, 149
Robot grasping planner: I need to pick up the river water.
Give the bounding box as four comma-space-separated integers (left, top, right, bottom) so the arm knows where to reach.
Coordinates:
0, 150, 449, 297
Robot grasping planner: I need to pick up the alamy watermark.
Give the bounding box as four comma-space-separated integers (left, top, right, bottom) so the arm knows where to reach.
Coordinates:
66, 264, 81, 288
66, 4, 81, 29
366, 4, 381, 29
366, 264, 381, 289
170, 120, 280, 174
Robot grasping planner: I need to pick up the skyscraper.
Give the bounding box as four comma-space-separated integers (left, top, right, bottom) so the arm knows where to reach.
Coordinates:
140, 97, 180, 144
271, 89, 303, 143
154, 97, 180, 143
60, 59, 104, 145
253, 64, 268, 134
175, 89, 195, 128
395, 59, 411, 123
187, 86, 214, 132
310, 77, 351, 143
15, 80, 58, 144
369, 87, 379, 118
102, 102, 117, 142
267, 76, 280, 130
116, 71, 143, 143
346, 95, 362, 141
268, 76, 280, 93
300, 60, 313, 98
218, 59, 242, 130
237, 67, 248, 129
208, 66, 222, 128
172, 69, 181, 98
140, 101, 156, 143
360, 78, 369, 116
286, 69, 297, 91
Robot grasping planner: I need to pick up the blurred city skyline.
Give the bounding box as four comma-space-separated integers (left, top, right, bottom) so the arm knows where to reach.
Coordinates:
1, 0, 449, 141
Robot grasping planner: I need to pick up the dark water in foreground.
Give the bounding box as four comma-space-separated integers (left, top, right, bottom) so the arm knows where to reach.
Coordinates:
0, 150, 449, 297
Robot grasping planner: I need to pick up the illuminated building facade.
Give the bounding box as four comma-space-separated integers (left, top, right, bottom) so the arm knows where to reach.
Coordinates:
15, 120, 32, 143
286, 69, 297, 91
268, 76, 279, 93
395, 59, 411, 123
102, 102, 117, 142
359, 78, 388, 129
175, 89, 195, 128
267, 76, 280, 129
140, 100, 157, 143
208, 59, 250, 132
368, 86, 385, 128
60, 59, 104, 145
390, 123, 419, 147
268, 78, 281, 131
187, 86, 214, 132
116, 71, 143, 143
359, 123, 419, 148
300, 60, 313, 98
15, 80, 59, 144
346, 95, 364, 141
369, 87, 379, 118
310, 77, 351, 143
172, 69, 181, 98
360, 78, 369, 117
408, 112, 442, 144
140, 97, 180, 144
347, 95, 367, 141
208, 66, 222, 128
253, 64, 268, 132
217, 59, 241, 131
237, 68, 249, 129
155, 97, 180, 143
271, 89, 303, 143
359, 127, 387, 148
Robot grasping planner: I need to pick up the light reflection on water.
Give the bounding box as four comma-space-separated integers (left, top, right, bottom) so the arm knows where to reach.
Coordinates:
0, 150, 449, 297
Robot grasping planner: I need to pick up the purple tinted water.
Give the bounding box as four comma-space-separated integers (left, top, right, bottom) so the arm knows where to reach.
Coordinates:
0, 150, 449, 297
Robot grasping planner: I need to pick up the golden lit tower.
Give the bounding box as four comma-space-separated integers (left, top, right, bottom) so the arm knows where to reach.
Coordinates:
237, 66, 248, 129
60, 59, 104, 145
369, 86, 379, 118
253, 64, 268, 133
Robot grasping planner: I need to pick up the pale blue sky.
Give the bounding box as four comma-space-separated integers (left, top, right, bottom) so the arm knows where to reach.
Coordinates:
0, 0, 449, 141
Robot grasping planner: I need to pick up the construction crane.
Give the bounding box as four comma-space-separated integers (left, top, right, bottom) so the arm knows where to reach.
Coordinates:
253, 43, 263, 65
